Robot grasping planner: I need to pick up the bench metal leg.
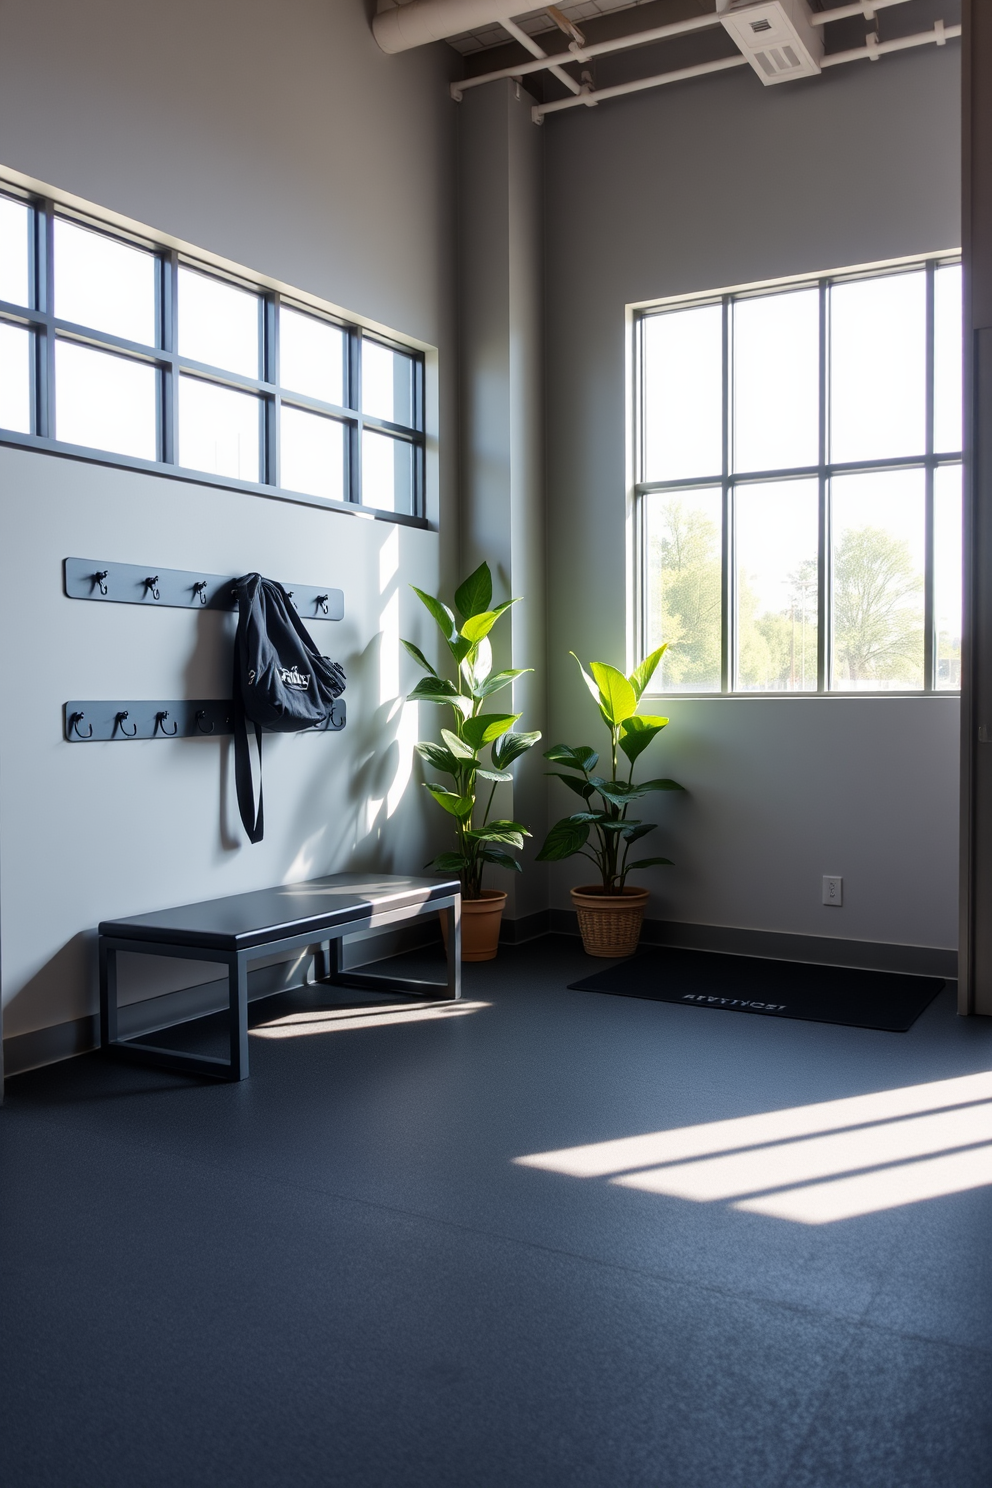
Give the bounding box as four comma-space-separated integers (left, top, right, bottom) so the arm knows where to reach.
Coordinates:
100, 941, 118, 1048
312, 898, 461, 1003
228, 953, 250, 1081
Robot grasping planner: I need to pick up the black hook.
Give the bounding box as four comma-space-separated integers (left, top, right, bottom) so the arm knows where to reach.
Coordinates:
94, 570, 109, 596
315, 593, 329, 615
69, 711, 92, 739
115, 710, 137, 738
192, 581, 208, 605
194, 709, 214, 735
155, 710, 178, 736
285, 590, 297, 610
145, 575, 161, 600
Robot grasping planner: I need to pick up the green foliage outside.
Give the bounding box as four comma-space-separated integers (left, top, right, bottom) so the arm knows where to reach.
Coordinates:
536, 649, 684, 893
402, 562, 541, 900
650, 498, 923, 690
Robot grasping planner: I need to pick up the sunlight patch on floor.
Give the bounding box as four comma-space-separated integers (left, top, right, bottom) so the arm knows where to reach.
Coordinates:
515, 1071, 992, 1223
251, 1000, 489, 1038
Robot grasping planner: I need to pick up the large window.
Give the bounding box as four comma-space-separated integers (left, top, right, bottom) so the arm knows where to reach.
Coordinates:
0, 186, 425, 522
635, 258, 962, 694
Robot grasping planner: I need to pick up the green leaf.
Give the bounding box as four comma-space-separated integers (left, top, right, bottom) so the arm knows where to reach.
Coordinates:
477, 846, 522, 872
424, 784, 474, 818
543, 743, 599, 773
536, 816, 591, 861
454, 562, 493, 620
400, 638, 438, 677
636, 777, 685, 793
625, 857, 674, 869
461, 599, 517, 644
464, 822, 527, 848
441, 728, 477, 762
411, 586, 455, 640
547, 771, 595, 801
476, 767, 512, 783
619, 715, 669, 764
492, 729, 541, 769
570, 652, 602, 710
461, 636, 493, 694
589, 776, 642, 809
477, 667, 529, 699
621, 821, 656, 843
409, 675, 457, 699
427, 852, 470, 873
567, 811, 610, 825
589, 662, 637, 725
446, 634, 473, 666
415, 742, 460, 776
628, 644, 667, 702
462, 712, 520, 750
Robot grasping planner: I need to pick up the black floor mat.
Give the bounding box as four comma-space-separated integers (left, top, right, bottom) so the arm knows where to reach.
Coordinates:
568, 946, 945, 1031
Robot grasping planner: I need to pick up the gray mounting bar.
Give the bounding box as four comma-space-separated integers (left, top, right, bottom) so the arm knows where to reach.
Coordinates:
64, 558, 344, 622
64, 698, 346, 742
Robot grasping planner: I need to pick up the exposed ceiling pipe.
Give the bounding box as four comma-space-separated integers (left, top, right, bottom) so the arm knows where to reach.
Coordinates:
373, 0, 534, 54
499, 15, 583, 95
531, 18, 960, 120
446, 0, 921, 102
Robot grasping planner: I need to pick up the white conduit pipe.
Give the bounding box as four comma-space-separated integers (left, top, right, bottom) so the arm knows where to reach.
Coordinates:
374, 0, 531, 53
450, 11, 721, 100
532, 21, 959, 122
500, 15, 582, 95
447, 0, 919, 102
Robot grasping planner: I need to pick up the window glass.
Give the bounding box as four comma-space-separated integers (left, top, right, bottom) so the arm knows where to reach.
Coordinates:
830, 271, 926, 463
179, 375, 259, 482
643, 304, 723, 482
55, 341, 156, 459
280, 405, 345, 502
178, 267, 259, 378
830, 468, 925, 690
362, 429, 414, 514
55, 218, 155, 345
735, 479, 819, 692
934, 264, 963, 454
0, 196, 30, 307
934, 464, 963, 691
280, 307, 345, 406
733, 289, 819, 474
643, 486, 722, 692
0, 322, 32, 432
362, 340, 415, 426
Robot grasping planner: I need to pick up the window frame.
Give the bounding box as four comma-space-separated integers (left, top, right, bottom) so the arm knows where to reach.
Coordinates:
0, 183, 428, 527
632, 254, 963, 697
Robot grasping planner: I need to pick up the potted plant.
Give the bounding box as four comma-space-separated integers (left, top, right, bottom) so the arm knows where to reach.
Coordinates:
536, 647, 684, 958
403, 562, 541, 961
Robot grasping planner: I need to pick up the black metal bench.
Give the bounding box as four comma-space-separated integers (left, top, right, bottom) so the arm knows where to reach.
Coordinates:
99, 872, 461, 1082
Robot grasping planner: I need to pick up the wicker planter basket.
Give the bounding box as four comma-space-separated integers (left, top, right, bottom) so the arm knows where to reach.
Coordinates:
571, 885, 650, 959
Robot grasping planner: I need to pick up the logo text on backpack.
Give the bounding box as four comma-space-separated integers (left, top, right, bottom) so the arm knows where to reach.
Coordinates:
279, 665, 311, 690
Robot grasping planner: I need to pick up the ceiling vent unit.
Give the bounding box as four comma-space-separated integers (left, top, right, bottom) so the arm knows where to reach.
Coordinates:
717, 0, 823, 85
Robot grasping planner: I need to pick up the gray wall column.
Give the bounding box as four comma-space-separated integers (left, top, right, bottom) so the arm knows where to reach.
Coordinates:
960, 1, 992, 1014
458, 81, 547, 919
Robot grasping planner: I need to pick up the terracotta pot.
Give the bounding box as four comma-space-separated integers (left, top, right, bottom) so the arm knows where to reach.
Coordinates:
571, 885, 649, 959
440, 889, 507, 962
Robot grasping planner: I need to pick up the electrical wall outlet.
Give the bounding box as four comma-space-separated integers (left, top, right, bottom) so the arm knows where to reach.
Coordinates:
822, 875, 843, 907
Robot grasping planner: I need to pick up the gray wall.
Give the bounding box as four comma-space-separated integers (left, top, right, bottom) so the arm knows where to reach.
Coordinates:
0, 0, 459, 1047
544, 43, 962, 955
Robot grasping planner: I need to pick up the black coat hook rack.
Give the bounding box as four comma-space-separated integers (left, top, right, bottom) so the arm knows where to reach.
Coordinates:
64, 559, 344, 622
64, 699, 346, 743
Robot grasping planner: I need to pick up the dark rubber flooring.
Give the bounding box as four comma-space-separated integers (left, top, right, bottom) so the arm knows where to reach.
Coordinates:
2, 935, 991, 1488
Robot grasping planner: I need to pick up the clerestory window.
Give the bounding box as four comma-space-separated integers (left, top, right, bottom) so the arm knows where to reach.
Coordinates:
0, 185, 426, 523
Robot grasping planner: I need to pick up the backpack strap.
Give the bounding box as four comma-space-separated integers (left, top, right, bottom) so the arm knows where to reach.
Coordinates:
232, 576, 265, 844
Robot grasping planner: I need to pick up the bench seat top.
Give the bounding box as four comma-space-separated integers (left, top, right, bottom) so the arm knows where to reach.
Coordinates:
98, 872, 460, 953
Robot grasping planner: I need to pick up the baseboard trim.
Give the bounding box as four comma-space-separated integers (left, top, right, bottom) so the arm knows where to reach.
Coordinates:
548, 911, 957, 979
3, 920, 440, 1079
500, 910, 551, 944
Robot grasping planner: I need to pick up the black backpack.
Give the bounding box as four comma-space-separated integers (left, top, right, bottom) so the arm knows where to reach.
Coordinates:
232, 573, 346, 843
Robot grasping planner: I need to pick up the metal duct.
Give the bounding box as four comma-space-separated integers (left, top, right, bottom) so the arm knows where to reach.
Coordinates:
373, 0, 535, 54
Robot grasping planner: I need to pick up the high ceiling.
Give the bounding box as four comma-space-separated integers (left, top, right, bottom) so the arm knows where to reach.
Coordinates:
447, 0, 662, 55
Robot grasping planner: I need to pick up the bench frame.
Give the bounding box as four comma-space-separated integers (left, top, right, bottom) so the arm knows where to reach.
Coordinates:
99, 891, 461, 1082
